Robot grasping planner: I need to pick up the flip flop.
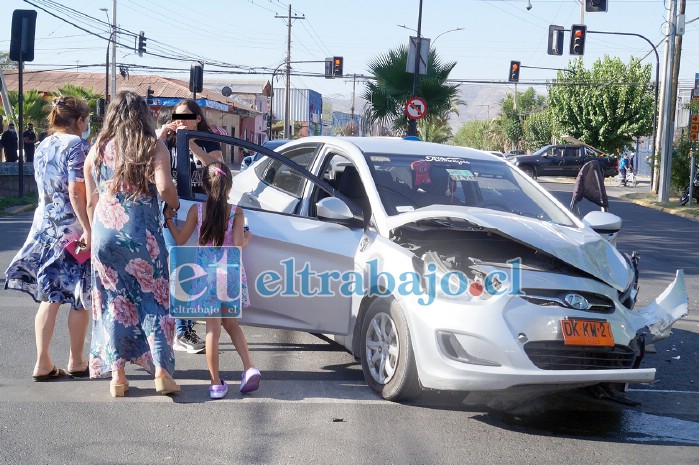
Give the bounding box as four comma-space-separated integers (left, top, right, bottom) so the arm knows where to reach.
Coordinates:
67, 367, 90, 378
32, 366, 67, 382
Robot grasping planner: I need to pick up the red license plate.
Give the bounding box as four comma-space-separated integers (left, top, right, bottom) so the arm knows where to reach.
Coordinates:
561, 319, 614, 347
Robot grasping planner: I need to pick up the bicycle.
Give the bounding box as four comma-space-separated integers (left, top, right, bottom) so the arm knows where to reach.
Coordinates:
613, 170, 637, 188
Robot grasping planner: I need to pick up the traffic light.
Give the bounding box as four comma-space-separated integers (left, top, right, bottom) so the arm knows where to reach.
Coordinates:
508, 60, 520, 83
138, 31, 146, 57
146, 87, 154, 106
333, 56, 343, 77
585, 0, 607, 12
324, 57, 333, 79
570, 25, 587, 56
547, 25, 564, 56
189, 62, 204, 94
96, 98, 106, 117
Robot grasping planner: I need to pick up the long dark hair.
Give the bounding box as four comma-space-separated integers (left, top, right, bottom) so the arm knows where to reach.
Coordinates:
175, 98, 212, 133
199, 162, 233, 246
94, 90, 157, 198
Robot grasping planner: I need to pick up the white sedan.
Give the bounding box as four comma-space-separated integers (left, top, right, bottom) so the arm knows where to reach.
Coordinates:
176, 134, 688, 401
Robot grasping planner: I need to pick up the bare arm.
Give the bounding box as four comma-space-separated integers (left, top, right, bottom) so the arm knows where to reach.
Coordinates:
68, 180, 91, 252
165, 204, 198, 245
153, 140, 179, 210
232, 207, 252, 248
84, 146, 100, 230
188, 139, 223, 165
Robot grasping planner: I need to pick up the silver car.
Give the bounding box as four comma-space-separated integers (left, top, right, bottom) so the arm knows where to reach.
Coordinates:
176, 135, 687, 401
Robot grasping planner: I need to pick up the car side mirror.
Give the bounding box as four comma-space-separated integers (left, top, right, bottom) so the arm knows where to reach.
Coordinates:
582, 211, 622, 246
317, 197, 354, 221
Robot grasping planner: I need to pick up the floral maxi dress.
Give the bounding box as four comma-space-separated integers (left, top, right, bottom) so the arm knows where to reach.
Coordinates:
89, 141, 175, 378
4, 134, 91, 309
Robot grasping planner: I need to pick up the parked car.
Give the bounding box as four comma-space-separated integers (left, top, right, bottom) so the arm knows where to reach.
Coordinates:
511, 143, 618, 179
173, 133, 687, 402
239, 139, 290, 171
506, 149, 526, 156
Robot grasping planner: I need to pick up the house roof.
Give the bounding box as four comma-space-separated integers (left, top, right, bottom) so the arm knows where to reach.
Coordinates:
1, 70, 259, 114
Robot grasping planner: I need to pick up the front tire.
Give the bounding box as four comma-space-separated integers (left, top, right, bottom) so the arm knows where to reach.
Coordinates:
520, 165, 536, 179
360, 299, 420, 401
680, 188, 690, 206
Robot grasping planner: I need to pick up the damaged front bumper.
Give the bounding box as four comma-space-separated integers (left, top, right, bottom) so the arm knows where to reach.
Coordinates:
626, 270, 689, 343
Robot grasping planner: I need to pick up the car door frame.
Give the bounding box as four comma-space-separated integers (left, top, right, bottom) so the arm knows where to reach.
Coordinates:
174, 130, 367, 334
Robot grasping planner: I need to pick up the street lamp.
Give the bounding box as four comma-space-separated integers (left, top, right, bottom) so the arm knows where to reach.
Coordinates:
101, 2, 117, 100
432, 27, 465, 45
268, 62, 286, 139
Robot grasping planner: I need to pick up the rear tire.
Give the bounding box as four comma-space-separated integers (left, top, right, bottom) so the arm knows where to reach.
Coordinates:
360, 299, 420, 401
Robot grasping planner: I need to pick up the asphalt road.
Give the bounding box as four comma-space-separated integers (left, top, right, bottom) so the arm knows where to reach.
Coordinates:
0, 180, 697, 465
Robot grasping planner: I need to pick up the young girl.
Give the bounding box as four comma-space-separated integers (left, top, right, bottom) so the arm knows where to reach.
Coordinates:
165, 161, 260, 399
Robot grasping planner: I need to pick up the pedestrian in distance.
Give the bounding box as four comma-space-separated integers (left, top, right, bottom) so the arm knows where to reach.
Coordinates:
618, 153, 630, 187
84, 90, 181, 397
23, 123, 37, 163
1, 122, 19, 162
164, 161, 260, 399
157, 98, 223, 354
4, 96, 92, 382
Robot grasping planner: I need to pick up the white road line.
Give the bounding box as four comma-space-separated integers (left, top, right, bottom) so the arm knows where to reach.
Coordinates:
628, 388, 699, 394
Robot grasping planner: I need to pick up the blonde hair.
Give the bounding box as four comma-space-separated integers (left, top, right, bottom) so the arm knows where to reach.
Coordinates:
48, 96, 89, 133
94, 90, 157, 198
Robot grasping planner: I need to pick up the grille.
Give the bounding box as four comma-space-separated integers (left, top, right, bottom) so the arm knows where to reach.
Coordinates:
524, 341, 636, 370
520, 289, 615, 313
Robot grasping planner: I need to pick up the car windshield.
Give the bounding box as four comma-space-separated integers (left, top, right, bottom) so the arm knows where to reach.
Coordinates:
366, 152, 576, 227
532, 145, 553, 156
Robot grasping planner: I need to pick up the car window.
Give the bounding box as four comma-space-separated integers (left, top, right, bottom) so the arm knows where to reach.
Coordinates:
308, 153, 366, 220
585, 147, 601, 157
562, 148, 578, 158
366, 153, 576, 227
254, 144, 318, 198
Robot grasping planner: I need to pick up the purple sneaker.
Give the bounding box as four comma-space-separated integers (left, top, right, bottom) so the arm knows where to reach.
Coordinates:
209, 380, 228, 399
240, 368, 261, 393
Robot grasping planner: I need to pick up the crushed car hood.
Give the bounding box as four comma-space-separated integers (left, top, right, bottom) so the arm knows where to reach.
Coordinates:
386, 206, 634, 291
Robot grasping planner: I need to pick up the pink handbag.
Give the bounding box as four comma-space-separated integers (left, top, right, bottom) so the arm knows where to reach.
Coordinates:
65, 239, 90, 264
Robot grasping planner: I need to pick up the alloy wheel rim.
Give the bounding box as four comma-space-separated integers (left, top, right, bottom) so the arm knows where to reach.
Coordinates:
366, 312, 399, 385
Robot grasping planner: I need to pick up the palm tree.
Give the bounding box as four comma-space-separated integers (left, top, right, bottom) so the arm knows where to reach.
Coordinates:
0, 89, 50, 127
363, 45, 461, 135
54, 84, 104, 115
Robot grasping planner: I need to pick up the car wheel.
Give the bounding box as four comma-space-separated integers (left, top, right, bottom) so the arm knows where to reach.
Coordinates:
360, 299, 420, 401
521, 165, 536, 179
680, 189, 690, 206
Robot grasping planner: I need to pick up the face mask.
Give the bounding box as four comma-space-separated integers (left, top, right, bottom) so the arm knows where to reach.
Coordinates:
9, 128, 15, 133
81, 121, 90, 140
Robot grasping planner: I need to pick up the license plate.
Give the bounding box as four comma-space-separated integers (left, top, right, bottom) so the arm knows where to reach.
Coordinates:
561, 319, 614, 347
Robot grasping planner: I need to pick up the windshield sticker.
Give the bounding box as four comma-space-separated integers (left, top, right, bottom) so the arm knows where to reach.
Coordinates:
446, 169, 476, 181
396, 205, 415, 212
370, 156, 391, 162
424, 156, 470, 165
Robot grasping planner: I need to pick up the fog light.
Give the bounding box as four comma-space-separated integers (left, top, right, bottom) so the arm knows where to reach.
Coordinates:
437, 331, 500, 366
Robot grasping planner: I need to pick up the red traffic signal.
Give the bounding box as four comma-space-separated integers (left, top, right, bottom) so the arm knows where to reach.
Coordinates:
569, 24, 587, 56
508, 60, 521, 83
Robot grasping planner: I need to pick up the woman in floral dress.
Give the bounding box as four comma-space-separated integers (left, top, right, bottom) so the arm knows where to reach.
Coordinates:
84, 90, 181, 397
5, 96, 92, 381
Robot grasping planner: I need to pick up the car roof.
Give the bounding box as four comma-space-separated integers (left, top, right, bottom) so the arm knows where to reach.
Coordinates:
283, 136, 496, 161
262, 139, 291, 149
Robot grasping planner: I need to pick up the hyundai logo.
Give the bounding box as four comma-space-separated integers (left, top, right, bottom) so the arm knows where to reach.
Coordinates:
564, 293, 590, 310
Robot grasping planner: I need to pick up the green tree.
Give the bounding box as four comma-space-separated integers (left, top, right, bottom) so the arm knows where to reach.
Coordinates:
0, 89, 50, 127
495, 87, 546, 149
363, 45, 460, 135
452, 120, 504, 150
54, 84, 103, 115
547, 56, 653, 155
522, 109, 554, 151
0, 51, 18, 69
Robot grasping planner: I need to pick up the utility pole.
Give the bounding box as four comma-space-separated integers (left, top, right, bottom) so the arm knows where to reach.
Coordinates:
350, 73, 356, 135
276, 5, 304, 139
408, 0, 424, 137
658, 0, 679, 202
110, 0, 117, 99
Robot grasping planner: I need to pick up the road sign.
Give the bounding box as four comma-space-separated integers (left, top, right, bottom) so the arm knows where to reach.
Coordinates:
691, 132, 698, 141
405, 97, 428, 120
692, 114, 699, 124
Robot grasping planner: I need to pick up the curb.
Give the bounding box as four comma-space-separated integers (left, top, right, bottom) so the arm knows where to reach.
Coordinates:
2, 204, 35, 215
621, 195, 699, 222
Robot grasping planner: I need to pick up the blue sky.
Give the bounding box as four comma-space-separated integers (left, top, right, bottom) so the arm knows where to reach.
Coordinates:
2, 0, 698, 103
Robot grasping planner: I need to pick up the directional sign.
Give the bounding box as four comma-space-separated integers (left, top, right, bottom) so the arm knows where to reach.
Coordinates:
692, 114, 699, 124
405, 97, 428, 120
691, 132, 698, 141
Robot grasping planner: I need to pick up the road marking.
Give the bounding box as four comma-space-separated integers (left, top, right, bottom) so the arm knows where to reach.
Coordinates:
628, 388, 699, 394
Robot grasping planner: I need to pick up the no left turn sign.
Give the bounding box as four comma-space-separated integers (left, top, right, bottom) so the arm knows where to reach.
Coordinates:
405, 97, 428, 120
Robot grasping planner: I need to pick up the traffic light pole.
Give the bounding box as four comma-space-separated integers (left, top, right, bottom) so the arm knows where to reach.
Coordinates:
408, 0, 424, 137
587, 30, 660, 190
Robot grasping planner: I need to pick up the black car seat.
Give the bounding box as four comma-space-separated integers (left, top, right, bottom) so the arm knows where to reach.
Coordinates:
337, 165, 371, 218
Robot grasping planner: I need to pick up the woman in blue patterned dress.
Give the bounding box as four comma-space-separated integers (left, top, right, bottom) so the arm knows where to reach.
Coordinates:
84, 90, 181, 397
5, 96, 92, 381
